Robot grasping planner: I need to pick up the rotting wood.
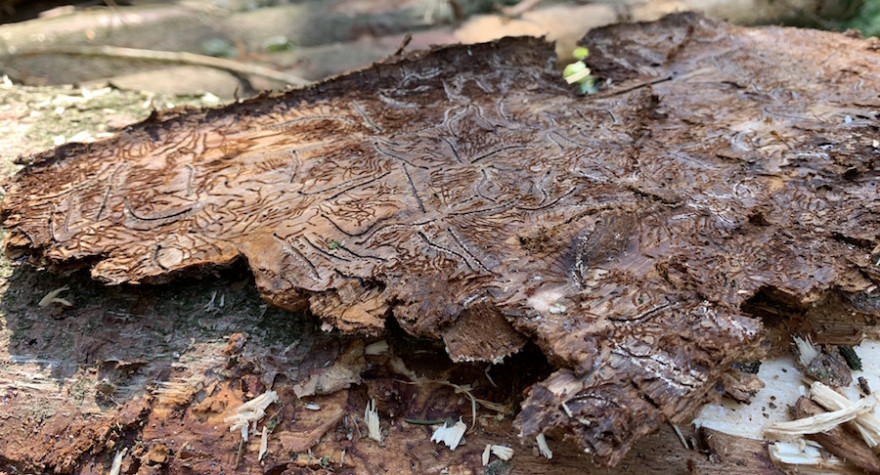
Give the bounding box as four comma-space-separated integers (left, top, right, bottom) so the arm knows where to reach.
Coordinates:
2, 12, 880, 466
695, 427, 784, 474
791, 396, 880, 474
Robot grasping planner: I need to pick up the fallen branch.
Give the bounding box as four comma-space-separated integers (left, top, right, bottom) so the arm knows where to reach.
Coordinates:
9, 45, 310, 86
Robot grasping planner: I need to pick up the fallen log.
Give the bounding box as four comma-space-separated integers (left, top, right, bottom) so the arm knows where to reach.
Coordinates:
2, 12, 879, 466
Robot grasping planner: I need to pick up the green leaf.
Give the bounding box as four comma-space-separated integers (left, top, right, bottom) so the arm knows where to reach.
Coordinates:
573, 47, 589, 60
563, 61, 587, 79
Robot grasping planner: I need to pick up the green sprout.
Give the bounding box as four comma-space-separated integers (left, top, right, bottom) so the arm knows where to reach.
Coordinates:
563, 47, 597, 95
328, 239, 341, 250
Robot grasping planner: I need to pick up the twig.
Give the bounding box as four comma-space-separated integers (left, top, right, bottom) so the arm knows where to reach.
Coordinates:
774, 0, 839, 30
395, 378, 508, 428
233, 437, 244, 469
10, 45, 310, 86
350, 414, 364, 439
671, 423, 690, 450
404, 418, 444, 425
597, 75, 674, 99
392, 33, 413, 57
498, 0, 542, 19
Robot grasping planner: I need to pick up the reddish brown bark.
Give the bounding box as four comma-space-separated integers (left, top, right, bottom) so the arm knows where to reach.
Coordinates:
2, 13, 879, 466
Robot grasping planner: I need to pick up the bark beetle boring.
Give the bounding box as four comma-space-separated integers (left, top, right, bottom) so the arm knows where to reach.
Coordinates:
2, 13, 879, 466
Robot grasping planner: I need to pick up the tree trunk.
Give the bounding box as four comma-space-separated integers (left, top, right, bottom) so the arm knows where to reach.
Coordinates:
1, 11, 879, 473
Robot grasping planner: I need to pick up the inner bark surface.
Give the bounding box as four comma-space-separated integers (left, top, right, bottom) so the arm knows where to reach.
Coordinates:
2, 13, 879, 465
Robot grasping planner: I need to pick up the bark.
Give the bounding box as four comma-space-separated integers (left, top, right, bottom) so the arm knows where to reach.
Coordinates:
2, 12, 880, 466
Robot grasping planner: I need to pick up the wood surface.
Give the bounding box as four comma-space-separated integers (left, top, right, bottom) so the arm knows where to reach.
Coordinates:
2, 12, 880, 471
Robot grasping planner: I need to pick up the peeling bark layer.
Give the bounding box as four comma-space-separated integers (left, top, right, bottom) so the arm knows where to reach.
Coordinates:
2, 13, 880, 465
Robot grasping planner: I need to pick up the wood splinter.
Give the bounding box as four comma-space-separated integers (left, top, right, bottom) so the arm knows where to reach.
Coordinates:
791, 397, 880, 474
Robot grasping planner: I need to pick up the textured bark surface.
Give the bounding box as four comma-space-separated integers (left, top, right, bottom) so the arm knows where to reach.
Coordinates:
3, 13, 880, 465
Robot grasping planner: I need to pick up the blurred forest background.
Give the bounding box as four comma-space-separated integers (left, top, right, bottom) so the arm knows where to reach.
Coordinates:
0, 0, 878, 100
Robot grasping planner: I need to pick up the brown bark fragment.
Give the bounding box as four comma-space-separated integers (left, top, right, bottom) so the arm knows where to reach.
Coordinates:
292, 340, 365, 398
441, 301, 528, 363
145, 443, 169, 465
804, 350, 854, 387
720, 370, 765, 404
2, 12, 880, 466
